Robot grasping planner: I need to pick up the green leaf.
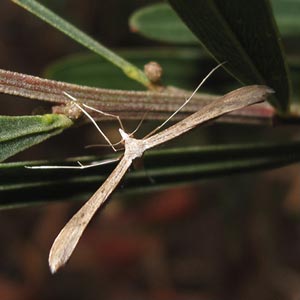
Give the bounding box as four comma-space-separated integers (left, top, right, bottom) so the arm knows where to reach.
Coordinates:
166, 0, 291, 113
0, 114, 73, 162
272, 0, 300, 37
44, 49, 210, 90
129, 3, 198, 44
129, 2, 300, 43
10, 0, 150, 87
1, 141, 300, 209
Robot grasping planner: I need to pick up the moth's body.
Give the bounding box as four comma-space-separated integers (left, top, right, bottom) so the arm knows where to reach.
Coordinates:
48, 85, 273, 273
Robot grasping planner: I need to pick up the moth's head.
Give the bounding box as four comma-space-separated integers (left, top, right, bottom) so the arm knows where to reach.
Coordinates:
119, 128, 130, 140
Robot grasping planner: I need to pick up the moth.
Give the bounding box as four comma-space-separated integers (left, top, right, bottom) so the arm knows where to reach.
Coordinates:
43, 83, 273, 273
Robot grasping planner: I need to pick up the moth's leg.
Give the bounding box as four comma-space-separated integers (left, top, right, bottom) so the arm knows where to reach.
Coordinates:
82, 103, 125, 131
25, 157, 120, 170
63, 92, 117, 152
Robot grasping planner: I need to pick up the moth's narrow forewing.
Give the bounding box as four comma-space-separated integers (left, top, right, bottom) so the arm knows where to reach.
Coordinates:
49, 155, 133, 273
145, 85, 274, 149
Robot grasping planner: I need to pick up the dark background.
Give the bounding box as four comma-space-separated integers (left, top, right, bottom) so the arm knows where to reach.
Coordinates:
0, 1, 300, 300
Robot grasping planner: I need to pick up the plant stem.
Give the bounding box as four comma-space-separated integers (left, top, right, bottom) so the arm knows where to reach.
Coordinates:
0, 68, 275, 125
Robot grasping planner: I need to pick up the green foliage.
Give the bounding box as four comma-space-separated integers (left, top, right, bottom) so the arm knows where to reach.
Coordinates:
167, 0, 291, 113
1, 141, 300, 208
129, 1, 300, 44
272, 0, 300, 37
44, 49, 208, 90
129, 3, 198, 44
0, 115, 73, 162
11, 0, 150, 87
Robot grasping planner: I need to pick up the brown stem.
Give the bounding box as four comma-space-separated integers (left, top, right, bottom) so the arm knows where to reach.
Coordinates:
0, 68, 275, 125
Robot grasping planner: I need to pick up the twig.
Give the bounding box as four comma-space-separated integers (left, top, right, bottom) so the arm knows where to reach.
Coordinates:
0, 68, 275, 125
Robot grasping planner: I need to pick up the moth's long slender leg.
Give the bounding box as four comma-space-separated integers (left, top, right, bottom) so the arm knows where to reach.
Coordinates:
82, 103, 125, 131
63, 92, 117, 151
25, 157, 120, 170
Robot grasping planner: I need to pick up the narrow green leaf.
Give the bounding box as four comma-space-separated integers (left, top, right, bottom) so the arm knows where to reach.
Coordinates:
129, 3, 198, 44
10, 0, 150, 87
0, 114, 73, 162
1, 141, 300, 209
167, 0, 291, 113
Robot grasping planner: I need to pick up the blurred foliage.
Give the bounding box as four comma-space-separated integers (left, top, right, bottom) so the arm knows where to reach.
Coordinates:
136, 0, 291, 113
44, 48, 209, 90
2, 140, 300, 208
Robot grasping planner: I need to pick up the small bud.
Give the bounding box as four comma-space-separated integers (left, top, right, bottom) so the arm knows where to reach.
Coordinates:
144, 61, 163, 84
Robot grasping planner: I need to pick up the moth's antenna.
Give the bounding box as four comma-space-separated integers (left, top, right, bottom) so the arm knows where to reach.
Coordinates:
129, 112, 148, 137
63, 92, 117, 152
144, 62, 226, 138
